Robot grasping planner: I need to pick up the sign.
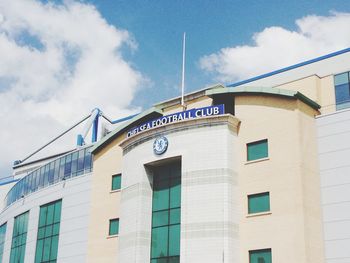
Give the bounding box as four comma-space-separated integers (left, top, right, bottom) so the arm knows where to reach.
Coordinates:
127, 104, 225, 138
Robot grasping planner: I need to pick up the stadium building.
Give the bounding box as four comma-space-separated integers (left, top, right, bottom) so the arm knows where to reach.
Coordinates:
1, 48, 350, 263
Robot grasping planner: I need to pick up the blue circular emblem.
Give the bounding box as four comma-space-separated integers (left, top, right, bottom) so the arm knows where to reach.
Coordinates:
153, 136, 168, 155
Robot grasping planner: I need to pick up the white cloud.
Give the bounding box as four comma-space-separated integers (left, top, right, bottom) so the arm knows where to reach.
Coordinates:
200, 12, 350, 83
0, 0, 144, 178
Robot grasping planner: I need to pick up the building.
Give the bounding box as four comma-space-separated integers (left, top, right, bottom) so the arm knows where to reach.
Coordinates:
1, 47, 350, 263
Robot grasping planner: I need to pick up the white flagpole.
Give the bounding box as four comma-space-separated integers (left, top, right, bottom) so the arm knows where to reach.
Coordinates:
181, 32, 186, 108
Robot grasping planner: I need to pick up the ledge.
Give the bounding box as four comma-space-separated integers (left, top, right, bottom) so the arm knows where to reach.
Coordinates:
245, 157, 270, 165
246, 211, 272, 218
110, 189, 121, 194
107, 234, 119, 239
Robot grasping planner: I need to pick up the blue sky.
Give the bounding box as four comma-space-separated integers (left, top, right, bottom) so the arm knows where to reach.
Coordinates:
1, 0, 350, 177
86, 0, 350, 108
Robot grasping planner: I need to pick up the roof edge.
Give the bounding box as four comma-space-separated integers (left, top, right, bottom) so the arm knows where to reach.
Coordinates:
227, 47, 350, 88
206, 86, 320, 110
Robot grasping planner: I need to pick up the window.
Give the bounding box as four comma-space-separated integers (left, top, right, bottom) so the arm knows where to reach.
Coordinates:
109, 219, 119, 236
249, 249, 272, 263
35, 200, 62, 263
247, 139, 268, 161
151, 162, 181, 263
10, 211, 29, 263
248, 192, 270, 214
111, 174, 121, 191
334, 72, 350, 110
0, 223, 7, 263
212, 94, 235, 115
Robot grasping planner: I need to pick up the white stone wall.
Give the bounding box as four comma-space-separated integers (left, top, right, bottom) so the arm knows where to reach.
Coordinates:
119, 116, 239, 263
0, 173, 92, 263
317, 109, 350, 263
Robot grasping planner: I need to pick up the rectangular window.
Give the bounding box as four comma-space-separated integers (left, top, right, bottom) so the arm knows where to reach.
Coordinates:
10, 211, 29, 263
247, 139, 268, 161
151, 162, 181, 263
35, 200, 62, 263
248, 192, 270, 214
111, 174, 121, 191
0, 223, 7, 263
334, 72, 350, 110
249, 248, 272, 263
109, 219, 119, 236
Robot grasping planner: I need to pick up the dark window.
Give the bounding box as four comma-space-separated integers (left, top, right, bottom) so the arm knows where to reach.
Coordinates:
151, 162, 181, 263
112, 174, 122, 191
212, 94, 234, 115
248, 192, 270, 214
35, 200, 62, 263
247, 139, 268, 161
249, 249, 272, 263
334, 72, 350, 110
0, 223, 7, 263
109, 219, 119, 235
10, 211, 29, 263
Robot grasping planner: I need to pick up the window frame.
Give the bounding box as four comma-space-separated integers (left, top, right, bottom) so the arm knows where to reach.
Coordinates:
246, 139, 268, 162
249, 248, 272, 263
34, 199, 62, 263
0, 222, 7, 263
108, 218, 120, 236
10, 211, 29, 263
334, 71, 350, 110
248, 192, 270, 214
111, 174, 122, 191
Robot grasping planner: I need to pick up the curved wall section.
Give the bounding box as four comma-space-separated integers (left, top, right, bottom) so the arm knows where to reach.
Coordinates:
119, 114, 240, 263
0, 172, 92, 263
5, 146, 93, 208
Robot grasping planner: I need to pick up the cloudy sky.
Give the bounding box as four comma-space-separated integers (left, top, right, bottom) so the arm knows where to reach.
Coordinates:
0, 0, 349, 178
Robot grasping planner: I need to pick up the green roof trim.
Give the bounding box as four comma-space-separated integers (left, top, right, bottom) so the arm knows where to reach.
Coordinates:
205, 86, 320, 110
91, 107, 163, 154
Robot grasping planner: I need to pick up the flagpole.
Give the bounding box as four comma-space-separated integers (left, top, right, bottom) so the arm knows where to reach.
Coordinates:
181, 32, 186, 108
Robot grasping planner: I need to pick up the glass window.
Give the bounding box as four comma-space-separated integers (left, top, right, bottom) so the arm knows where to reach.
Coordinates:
35, 200, 62, 263
10, 211, 29, 263
334, 72, 350, 110
109, 219, 119, 236
247, 139, 268, 161
71, 152, 78, 177
77, 150, 85, 175
0, 223, 7, 263
151, 162, 181, 263
249, 249, 272, 263
111, 174, 121, 191
248, 192, 270, 214
5, 146, 93, 208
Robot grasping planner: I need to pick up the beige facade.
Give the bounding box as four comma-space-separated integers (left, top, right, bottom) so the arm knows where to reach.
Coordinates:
87, 136, 124, 263
89, 83, 326, 262
235, 96, 324, 262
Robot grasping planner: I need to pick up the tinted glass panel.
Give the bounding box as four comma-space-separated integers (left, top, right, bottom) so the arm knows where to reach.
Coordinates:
0, 223, 7, 263
248, 192, 270, 214
109, 219, 119, 236
249, 249, 272, 263
151, 162, 181, 263
168, 225, 180, 256
112, 174, 121, 191
247, 139, 268, 161
151, 226, 168, 258
10, 211, 29, 263
335, 72, 350, 110
35, 200, 62, 263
